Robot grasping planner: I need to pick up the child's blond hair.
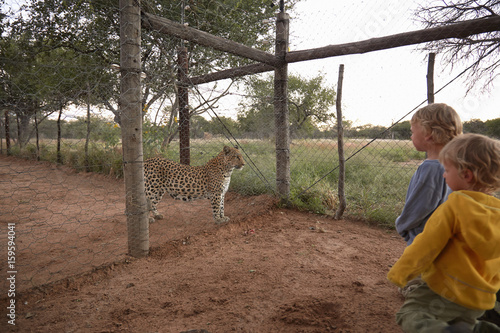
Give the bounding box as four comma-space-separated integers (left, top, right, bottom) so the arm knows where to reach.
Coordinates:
439, 133, 500, 194
411, 103, 463, 145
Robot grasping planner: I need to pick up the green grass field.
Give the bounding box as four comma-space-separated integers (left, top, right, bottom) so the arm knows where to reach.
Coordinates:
5, 137, 425, 228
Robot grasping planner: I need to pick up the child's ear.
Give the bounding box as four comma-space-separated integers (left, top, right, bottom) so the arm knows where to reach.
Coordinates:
462, 169, 474, 183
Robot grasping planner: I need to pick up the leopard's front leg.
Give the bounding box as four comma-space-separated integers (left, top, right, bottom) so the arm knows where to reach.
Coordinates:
210, 193, 229, 224
145, 184, 165, 223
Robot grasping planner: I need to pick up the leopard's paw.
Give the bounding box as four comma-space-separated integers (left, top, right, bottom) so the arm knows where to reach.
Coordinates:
215, 216, 230, 224
153, 214, 164, 220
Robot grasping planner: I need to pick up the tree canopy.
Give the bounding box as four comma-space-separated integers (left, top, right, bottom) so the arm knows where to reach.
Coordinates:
415, 0, 500, 91
1, 0, 300, 144
237, 73, 336, 138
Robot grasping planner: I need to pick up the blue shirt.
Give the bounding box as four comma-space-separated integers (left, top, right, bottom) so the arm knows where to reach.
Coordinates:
395, 159, 451, 246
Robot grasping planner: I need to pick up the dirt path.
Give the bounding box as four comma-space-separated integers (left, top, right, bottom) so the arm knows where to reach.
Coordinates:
0, 155, 405, 332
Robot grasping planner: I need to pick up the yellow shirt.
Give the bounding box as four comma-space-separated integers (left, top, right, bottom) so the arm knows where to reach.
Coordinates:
387, 190, 500, 310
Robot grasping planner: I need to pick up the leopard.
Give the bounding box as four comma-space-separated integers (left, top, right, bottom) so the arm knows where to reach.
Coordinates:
144, 145, 245, 224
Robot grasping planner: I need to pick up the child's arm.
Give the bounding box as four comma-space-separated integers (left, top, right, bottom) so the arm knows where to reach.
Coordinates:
396, 161, 449, 243
395, 180, 443, 238
388, 201, 454, 287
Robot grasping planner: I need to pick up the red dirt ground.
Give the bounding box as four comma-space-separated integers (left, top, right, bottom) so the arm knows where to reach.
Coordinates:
0, 155, 406, 332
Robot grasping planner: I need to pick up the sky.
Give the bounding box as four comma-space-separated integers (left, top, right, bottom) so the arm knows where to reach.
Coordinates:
5, 0, 497, 127
279, 0, 500, 126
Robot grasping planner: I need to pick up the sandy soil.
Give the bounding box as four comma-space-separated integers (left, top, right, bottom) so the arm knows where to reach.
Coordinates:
0, 155, 406, 332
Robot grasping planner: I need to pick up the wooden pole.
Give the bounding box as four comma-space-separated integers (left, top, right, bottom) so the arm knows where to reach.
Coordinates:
120, 0, 149, 258
427, 53, 435, 104
142, 12, 279, 67
335, 65, 346, 220
185, 62, 274, 86
178, 46, 190, 165
274, 12, 290, 201
146, 15, 500, 87
286, 16, 500, 63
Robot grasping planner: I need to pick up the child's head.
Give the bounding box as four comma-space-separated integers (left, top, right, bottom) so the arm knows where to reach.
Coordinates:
411, 103, 463, 146
439, 133, 500, 194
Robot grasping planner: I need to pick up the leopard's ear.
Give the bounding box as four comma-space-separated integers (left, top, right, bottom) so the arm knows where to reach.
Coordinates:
223, 145, 231, 154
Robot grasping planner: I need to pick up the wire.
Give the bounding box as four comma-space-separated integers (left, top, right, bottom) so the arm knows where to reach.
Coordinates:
180, 67, 276, 195
296, 57, 482, 197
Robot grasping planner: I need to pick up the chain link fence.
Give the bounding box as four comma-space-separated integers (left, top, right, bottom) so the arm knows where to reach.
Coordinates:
1, 0, 499, 293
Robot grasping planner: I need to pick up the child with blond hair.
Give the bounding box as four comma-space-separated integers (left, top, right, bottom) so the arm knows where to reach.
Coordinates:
396, 103, 463, 246
388, 133, 500, 332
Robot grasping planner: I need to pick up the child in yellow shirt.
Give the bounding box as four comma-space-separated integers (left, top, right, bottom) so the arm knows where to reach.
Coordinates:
387, 133, 500, 332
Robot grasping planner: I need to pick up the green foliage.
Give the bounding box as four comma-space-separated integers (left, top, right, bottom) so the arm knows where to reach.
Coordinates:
390, 121, 411, 140
289, 185, 337, 215
143, 120, 169, 157
349, 124, 391, 139
9, 140, 123, 177
464, 119, 488, 134
36, 116, 121, 146
1, 2, 119, 146
485, 118, 500, 139
2, 0, 303, 148
238, 73, 336, 138
202, 115, 241, 137
463, 118, 500, 138
230, 165, 273, 196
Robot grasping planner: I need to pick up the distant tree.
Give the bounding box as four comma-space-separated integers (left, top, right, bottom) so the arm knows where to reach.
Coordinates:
288, 74, 336, 137
350, 124, 390, 139
190, 115, 211, 139
463, 119, 488, 134
415, 1, 500, 91
485, 118, 500, 138
390, 121, 411, 140
0, 36, 44, 146
1, 6, 116, 147
204, 116, 240, 137
238, 73, 336, 138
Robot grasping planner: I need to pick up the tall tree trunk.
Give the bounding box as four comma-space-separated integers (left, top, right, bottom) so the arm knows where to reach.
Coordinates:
4, 110, 11, 155
35, 113, 40, 161
57, 106, 63, 164
16, 114, 21, 148
16, 112, 31, 148
178, 46, 190, 165
85, 85, 91, 172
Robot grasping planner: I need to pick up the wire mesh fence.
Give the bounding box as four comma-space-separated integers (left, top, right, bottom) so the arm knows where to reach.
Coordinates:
1, 0, 499, 294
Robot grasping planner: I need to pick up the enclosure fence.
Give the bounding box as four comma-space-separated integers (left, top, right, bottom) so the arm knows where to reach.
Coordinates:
1, 0, 499, 293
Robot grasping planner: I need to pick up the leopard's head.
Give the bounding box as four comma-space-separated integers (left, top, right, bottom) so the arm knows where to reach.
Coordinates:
223, 145, 245, 170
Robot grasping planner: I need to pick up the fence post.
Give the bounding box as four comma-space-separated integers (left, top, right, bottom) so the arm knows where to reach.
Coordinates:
335, 64, 346, 220
178, 46, 190, 165
274, 11, 290, 202
120, 0, 149, 258
427, 53, 435, 104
